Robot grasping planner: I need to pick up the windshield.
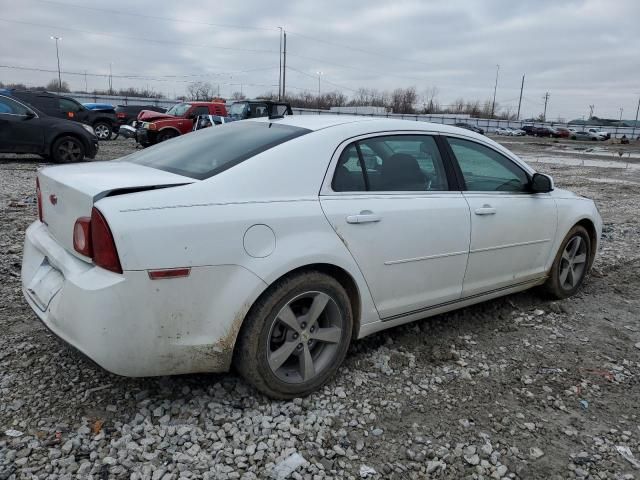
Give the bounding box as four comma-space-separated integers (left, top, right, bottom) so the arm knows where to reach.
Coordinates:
122, 121, 310, 180
165, 103, 191, 116
228, 102, 248, 120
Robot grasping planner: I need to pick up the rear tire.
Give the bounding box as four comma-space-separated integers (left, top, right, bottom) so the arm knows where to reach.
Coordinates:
51, 136, 86, 163
543, 225, 591, 299
93, 122, 112, 140
234, 271, 353, 399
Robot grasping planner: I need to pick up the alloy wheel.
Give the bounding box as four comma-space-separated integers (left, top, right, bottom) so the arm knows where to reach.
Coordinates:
559, 235, 588, 290
58, 140, 82, 162
267, 291, 344, 384
94, 124, 110, 140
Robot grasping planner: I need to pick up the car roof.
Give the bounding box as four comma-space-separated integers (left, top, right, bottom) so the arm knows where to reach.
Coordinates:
250, 114, 488, 135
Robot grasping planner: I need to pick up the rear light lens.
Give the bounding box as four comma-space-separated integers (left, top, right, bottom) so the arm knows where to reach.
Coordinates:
36, 177, 43, 222
73, 208, 122, 274
91, 208, 122, 274
116, 112, 126, 119
73, 217, 92, 257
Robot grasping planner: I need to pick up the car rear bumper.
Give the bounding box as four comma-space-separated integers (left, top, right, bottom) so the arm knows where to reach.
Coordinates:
22, 221, 267, 377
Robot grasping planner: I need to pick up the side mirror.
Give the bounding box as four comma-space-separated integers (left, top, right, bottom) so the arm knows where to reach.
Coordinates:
531, 173, 553, 193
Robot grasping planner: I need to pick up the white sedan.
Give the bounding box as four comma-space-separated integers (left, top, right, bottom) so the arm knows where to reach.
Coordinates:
22, 116, 602, 398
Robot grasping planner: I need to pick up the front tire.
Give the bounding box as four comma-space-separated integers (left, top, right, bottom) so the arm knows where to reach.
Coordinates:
158, 130, 179, 143
235, 271, 353, 399
543, 225, 591, 299
51, 136, 86, 163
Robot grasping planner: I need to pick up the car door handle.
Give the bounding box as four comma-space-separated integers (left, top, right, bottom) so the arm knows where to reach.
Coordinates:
474, 205, 496, 215
346, 211, 381, 224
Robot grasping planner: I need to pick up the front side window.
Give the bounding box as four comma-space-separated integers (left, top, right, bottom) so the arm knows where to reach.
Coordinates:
166, 103, 192, 116
332, 135, 449, 192
0, 96, 29, 115
447, 137, 529, 192
123, 121, 310, 180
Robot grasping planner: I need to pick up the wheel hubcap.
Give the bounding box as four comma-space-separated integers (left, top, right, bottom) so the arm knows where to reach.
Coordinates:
95, 125, 109, 139
267, 291, 343, 384
58, 140, 82, 161
559, 236, 588, 289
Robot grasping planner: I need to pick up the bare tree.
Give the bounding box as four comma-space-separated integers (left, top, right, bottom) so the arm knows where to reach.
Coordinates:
231, 91, 246, 100
186, 82, 214, 101
46, 79, 70, 92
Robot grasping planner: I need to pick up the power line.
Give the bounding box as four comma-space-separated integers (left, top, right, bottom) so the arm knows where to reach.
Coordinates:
0, 64, 296, 91
31, 0, 277, 32
286, 30, 432, 69
0, 18, 278, 55
286, 66, 358, 93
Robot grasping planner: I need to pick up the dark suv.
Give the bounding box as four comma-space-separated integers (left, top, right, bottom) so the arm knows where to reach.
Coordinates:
8, 90, 118, 140
0, 94, 98, 163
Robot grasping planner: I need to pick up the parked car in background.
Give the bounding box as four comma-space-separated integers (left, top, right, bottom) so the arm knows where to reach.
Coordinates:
134, 101, 227, 147
83, 103, 115, 111
588, 128, 610, 140
22, 116, 601, 398
115, 104, 166, 128
506, 127, 525, 136
571, 130, 605, 141
521, 125, 537, 135
494, 127, 510, 135
227, 100, 293, 121
554, 127, 572, 138
0, 94, 98, 163
7, 90, 118, 140
454, 122, 484, 134
535, 126, 561, 138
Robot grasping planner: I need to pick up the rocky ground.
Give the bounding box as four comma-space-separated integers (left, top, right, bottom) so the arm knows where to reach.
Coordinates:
1, 136, 639, 479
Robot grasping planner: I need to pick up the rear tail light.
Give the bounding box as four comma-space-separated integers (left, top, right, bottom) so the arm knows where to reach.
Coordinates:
73, 207, 122, 274
116, 112, 126, 119
36, 177, 43, 222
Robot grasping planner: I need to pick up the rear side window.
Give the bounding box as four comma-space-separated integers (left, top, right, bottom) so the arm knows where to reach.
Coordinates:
332, 135, 449, 192
123, 121, 310, 180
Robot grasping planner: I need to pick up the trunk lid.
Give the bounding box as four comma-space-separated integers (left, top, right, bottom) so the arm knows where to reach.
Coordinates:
38, 161, 193, 256
137, 110, 177, 122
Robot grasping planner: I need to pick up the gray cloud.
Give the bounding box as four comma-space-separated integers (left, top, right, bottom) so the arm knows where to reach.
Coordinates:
1, 0, 638, 120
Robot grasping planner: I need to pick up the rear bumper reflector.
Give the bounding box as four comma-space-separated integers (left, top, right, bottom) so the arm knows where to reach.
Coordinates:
148, 268, 191, 280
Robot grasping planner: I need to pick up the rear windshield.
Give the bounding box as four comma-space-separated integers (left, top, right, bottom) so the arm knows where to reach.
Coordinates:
122, 121, 310, 180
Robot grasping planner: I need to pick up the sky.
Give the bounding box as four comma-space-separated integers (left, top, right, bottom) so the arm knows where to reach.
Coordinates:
0, 0, 638, 121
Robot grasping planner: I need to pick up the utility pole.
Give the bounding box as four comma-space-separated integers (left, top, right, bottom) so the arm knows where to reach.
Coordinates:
619, 107, 624, 122
84, 70, 88, 93
50, 36, 62, 93
632, 96, 640, 140
588, 104, 594, 120
491, 64, 499, 118
278, 27, 283, 100
516, 74, 525, 120
109, 63, 113, 95
542, 92, 550, 121
316, 71, 323, 109
282, 31, 287, 99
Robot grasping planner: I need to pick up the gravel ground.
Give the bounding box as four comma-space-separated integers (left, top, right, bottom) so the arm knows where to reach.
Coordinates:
1, 136, 640, 479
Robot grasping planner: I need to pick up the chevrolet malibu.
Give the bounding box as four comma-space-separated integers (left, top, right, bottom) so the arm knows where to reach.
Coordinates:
22, 116, 602, 399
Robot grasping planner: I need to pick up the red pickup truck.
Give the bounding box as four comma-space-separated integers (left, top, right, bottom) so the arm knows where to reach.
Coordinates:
134, 101, 227, 146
